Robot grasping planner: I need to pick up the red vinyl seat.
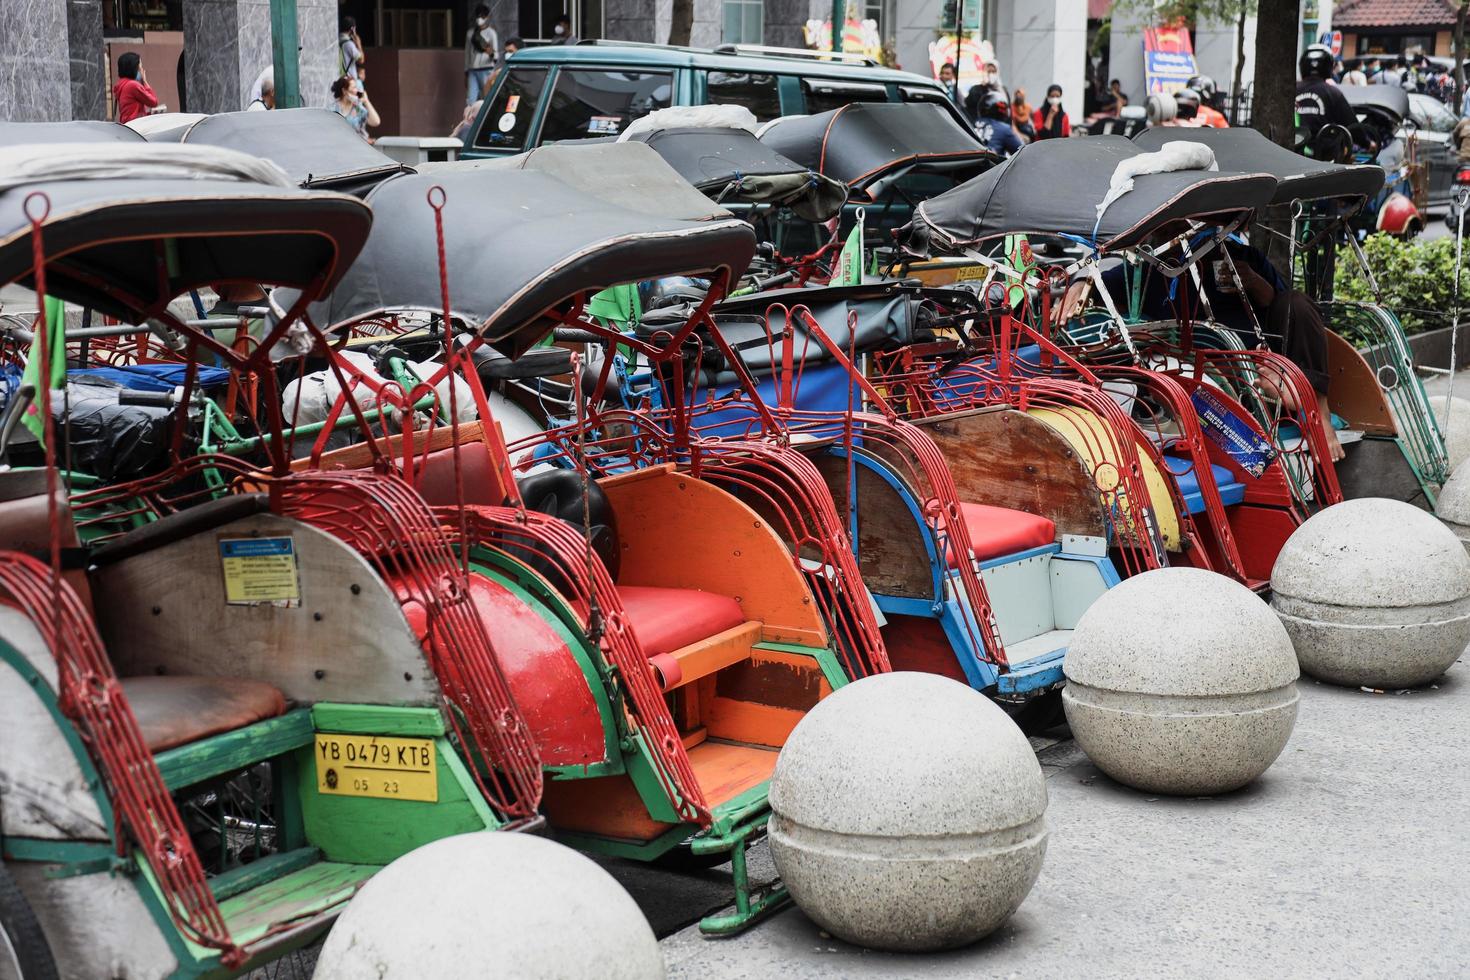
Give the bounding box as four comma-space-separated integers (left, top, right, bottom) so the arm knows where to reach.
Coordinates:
949, 502, 1057, 566
615, 585, 746, 657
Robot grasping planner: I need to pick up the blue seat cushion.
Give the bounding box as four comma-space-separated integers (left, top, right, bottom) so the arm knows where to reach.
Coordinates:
1162, 454, 1246, 512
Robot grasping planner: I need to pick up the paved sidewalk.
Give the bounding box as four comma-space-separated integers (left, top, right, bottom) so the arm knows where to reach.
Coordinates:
661, 661, 1470, 978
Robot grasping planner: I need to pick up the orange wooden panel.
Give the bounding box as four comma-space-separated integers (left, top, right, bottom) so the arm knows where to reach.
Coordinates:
600, 468, 828, 647
702, 648, 831, 747
686, 741, 778, 807
541, 773, 675, 841
1325, 331, 1397, 436
668, 622, 761, 689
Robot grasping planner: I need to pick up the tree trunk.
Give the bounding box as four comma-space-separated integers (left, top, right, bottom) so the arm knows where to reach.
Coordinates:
1231, 3, 1248, 126
1251, 0, 1300, 277
1251, 0, 1297, 148
1455, 1, 1468, 115
668, 0, 695, 46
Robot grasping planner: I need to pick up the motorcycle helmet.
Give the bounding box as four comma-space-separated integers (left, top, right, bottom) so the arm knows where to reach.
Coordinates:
1173, 87, 1201, 120
1187, 74, 1217, 101
983, 88, 1011, 121
1299, 44, 1335, 81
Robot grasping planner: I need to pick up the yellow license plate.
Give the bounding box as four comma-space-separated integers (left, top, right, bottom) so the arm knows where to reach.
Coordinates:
314, 734, 438, 803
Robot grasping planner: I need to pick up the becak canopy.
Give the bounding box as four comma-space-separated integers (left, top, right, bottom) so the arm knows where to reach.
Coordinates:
1133, 126, 1383, 204
909, 135, 1277, 253
758, 102, 993, 198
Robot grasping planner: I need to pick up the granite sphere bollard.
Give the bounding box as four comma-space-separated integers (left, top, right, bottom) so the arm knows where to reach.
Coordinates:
1435, 462, 1470, 555
1433, 396, 1470, 472
767, 672, 1047, 952
1062, 567, 1299, 796
1271, 497, 1470, 689
312, 833, 664, 980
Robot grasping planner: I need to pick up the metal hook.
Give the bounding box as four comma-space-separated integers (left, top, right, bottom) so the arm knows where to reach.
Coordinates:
426, 184, 447, 210
22, 191, 51, 226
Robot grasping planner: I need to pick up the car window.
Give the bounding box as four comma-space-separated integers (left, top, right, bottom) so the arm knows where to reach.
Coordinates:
474, 67, 549, 149
706, 71, 782, 121
802, 79, 890, 114
539, 69, 674, 142
901, 85, 952, 106
1418, 96, 1457, 133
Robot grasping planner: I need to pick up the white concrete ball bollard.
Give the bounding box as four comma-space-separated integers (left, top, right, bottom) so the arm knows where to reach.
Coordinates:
1062, 567, 1299, 796
1432, 396, 1470, 472
1271, 497, 1470, 688
767, 672, 1047, 952
312, 832, 664, 980
1435, 461, 1470, 555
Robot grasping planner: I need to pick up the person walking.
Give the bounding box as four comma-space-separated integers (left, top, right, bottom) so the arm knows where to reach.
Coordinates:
113, 52, 159, 124
1032, 84, 1070, 139
247, 67, 274, 110
339, 16, 364, 80
975, 89, 1023, 157
331, 76, 380, 142
552, 13, 577, 44
464, 3, 498, 105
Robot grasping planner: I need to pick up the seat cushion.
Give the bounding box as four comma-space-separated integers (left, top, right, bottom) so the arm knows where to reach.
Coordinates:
615, 585, 746, 657
951, 502, 1057, 565
1162, 455, 1246, 512
121, 675, 287, 753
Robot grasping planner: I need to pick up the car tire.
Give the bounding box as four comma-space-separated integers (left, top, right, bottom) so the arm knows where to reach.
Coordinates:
0, 865, 59, 980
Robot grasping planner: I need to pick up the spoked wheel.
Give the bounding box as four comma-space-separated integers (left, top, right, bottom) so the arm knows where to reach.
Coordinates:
0, 865, 58, 980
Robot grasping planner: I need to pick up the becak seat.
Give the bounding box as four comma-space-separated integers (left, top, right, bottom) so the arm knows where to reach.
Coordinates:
120, 675, 287, 753
614, 585, 746, 657
950, 502, 1057, 565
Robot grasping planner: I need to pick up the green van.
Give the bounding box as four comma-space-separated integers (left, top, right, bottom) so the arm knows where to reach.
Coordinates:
460, 41, 960, 157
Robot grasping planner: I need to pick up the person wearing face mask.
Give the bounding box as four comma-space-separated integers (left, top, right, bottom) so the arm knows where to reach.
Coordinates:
464, 3, 499, 105
1032, 84, 1070, 139
552, 13, 577, 44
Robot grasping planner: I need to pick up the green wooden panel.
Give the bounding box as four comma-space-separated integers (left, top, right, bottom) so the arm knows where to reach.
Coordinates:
297, 738, 496, 865
209, 847, 319, 903
311, 702, 446, 737
153, 709, 315, 791
218, 861, 375, 945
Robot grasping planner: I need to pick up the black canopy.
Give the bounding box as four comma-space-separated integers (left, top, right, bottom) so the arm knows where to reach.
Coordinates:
0, 120, 145, 146
181, 108, 405, 191
1343, 84, 1410, 123
759, 102, 992, 197
626, 126, 847, 221
0, 156, 372, 322
911, 135, 1277, 253
293, 167, 756, 357
1132, 127, 1383, 204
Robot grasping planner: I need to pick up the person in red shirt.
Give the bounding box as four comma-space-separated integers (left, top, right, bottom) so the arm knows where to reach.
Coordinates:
1032, 84, 1071, 139
113, 52, 159, 124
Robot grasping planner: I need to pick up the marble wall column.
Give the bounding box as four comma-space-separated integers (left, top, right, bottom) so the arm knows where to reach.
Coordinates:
993, 0, 1087, 122
183, 0, 338, 113
0, 0, 74, 121
67, 0, 106, 119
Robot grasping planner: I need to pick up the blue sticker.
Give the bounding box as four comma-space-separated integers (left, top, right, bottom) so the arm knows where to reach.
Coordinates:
1191, 388, 1277, 478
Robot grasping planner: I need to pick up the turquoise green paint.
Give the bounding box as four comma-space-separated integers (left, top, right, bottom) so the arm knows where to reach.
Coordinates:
1, 837, 114, 865
153, 709, 315, 791
554, 822, 691, 862
706, 783, 771, 840
311, 702, 446, 738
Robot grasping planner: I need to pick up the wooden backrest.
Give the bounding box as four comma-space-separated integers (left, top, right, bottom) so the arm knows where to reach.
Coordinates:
293, 419, 513, 506
92, 512, 441, 706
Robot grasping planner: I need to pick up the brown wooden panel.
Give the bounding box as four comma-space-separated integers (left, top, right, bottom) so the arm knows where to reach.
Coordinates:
1325, 330, 1397, 436
809, 452, 934, 599
914, 409, 1108, 540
